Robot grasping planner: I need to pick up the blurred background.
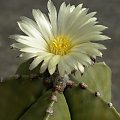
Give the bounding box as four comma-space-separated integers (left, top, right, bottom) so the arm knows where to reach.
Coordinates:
0, 0, 120, 111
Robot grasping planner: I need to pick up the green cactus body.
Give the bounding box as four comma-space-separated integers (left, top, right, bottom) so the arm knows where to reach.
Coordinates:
71, 62, 111, 102
19, 90, 71, 120
0, 62, 120, 120
16, 59, 42, 75
0, 76, 46, 120
64, 86, 120, 120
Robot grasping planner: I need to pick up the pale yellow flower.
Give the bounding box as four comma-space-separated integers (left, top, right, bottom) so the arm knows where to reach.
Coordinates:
10, 0, 110, 76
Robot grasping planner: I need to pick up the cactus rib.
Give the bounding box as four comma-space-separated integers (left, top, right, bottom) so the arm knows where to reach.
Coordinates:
64, 86, 120, 120
19, 90, 71, 120
71, 62, 111, 102
0, 75, 46, 120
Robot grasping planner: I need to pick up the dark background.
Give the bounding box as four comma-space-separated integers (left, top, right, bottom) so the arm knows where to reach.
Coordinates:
0, 0, 120, 111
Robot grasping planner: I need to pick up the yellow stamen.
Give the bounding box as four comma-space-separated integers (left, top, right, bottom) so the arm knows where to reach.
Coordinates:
49, 36, 72, 56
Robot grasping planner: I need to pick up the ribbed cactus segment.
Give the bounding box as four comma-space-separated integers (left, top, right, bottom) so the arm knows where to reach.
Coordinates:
64, 86, 120, 120
0, 75, 46, 120
0, 61, 119, 120
19, 90, 71, 120
73, 62, 111, 102
47, 91, 71, 120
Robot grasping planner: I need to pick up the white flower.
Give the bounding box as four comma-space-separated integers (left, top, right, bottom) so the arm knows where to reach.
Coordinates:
10, 0, 110, 76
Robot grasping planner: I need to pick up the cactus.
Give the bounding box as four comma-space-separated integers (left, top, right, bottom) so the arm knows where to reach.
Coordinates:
0, 0, 119, 119
70, 62, 111, 102
0, 75, 46, 120
0, 61, 120, 120
64, 86, 120, 120
19, 90, 71, 120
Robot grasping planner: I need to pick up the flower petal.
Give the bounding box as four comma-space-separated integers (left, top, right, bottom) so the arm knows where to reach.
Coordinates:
40, 54, 54, 73
71, 25, 108, 42
10, 35, 47, 51
48, 55, 61, 74
73, 34, 110, 44
47, 0, 57, 36
29, 56, 45, 70
58, 61, 65, 77
20, 47, 43, 53
58, 2, 70, 35
11, 43, 28, 49
64, 7, 89, 35
32, 9, 53, 42
75, 42, 107, 50
19, 16, 43, 38
17, 21, 41, 39
19, 53, 37, 61
70, 51, 92, 64
77, 62, 84, 73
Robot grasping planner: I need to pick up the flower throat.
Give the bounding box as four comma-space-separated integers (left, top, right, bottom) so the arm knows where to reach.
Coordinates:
49, 36, 72, 56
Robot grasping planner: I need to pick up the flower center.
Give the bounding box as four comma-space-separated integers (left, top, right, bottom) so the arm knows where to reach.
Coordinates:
49, 36, 72, 56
